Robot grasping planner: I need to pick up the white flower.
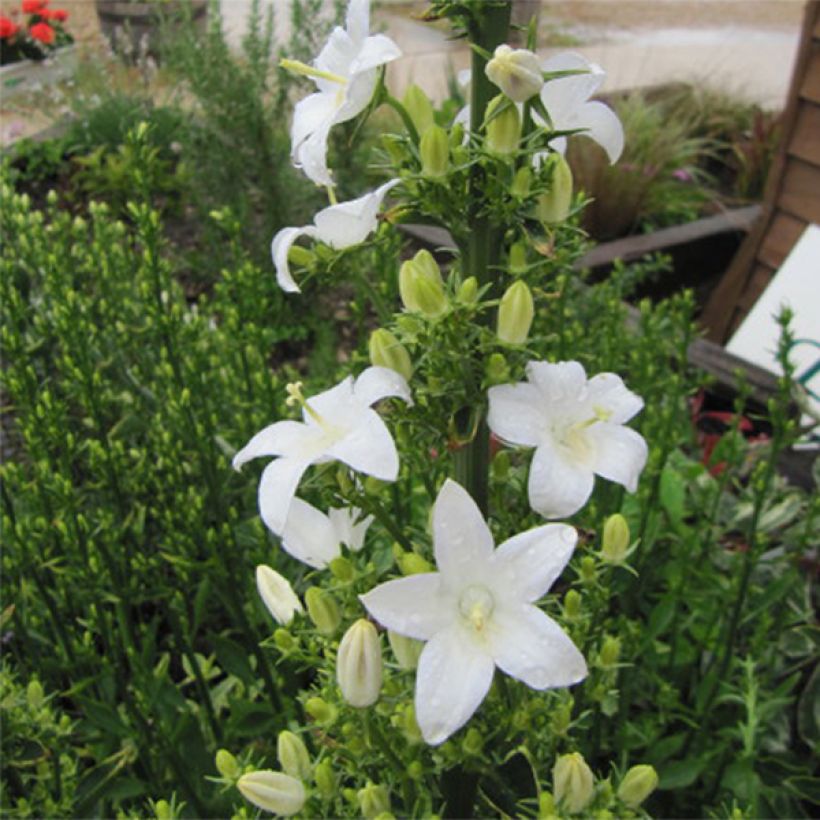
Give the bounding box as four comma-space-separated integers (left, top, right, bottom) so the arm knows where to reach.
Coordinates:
360, 479, 586, 745
287, 0, 401, 186
237, 770, 306, 816
535, 52, 623, 163
488, 360, 648, 519
272, 179, 400, 293
233, 368, 411, 536
281, 499, 374, 569
256, 565, 303, 625
485, 44, 543, 103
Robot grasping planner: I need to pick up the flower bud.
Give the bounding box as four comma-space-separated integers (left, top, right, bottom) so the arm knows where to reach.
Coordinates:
497, 280, 534, 345
26, 680, 44, 711
420, 124, 449, 178
314, 758, 336, 798
305, 696, 337, 724
237, 770, 306, 817
537, 153, 573, 224
337, 619, 382, 708
305, 587, 341, 635
485, 44, 543, 102
329, 556, 355, 583
403, 83, 435, 136
287, 244, 315, 267
580, 556, 597, 585
388, 630, 423, 669
553, 752, 595, 814
357, 783, 390, 819
215, 749, 240, 780
256, 565, 302, 625
564, 589, 582, 620
485, 95, 521, 155
599, 635, 621, 669
537, 791, 556, 819
274, 628, 297, 652
277, 731, 312, 781
398, 551, 433, 576
485, 352, 510, 385
511, 166, 532, 198
457, 276, 478, 304
601, 514, 630, 563
154, 799, 172, 820
399, 251, 448, 317
617, 764, 658, 808
462, 727, 483, 755
509, 242, 528, 275
369, 329, 413, 382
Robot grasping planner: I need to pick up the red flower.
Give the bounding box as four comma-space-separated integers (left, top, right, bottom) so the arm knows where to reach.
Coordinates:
21, 0, 48, 13
29, 20, 55, 43
50, 8, 68, 20
0, 15, 19, 37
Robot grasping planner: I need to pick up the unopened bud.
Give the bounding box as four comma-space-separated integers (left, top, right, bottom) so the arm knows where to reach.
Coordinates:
599, 635, 621, 668
237, 770, 306, 817
420, 125, 449, 178
564, 589, 582, 620
277, 731, 312, 781
485, 44, 543, 103
357, 783, 390, 819
305, 587, 341, 635
462, 727, 483, 755
215, 749, 240, 780
485, 95, 521, 155
337, 619, 382, 708
398, 551, 433, 576
486, 352, 510, 385
256, 565, 303, 625
329, 556, 355, 583
399, 251, 448, 317
314, 758, 336, 797
457, 276, 478, 304
537, 153, 573, 224
553, 752, 595, 814
305, 696, 336, 724
388, 631, 424, 669
369, 329, 413, 382
154, 799, 172, 820
274, 628, 297, 652
617, 764, 658, 808
511, 166, 532, 198
509, 242, 528, 274
403, 84, 435, 136
538, 791, 556, 819
26, 680, 44, 710
580, 556, 597, 584
601, 514, 630, 563
497, 280, 534, 345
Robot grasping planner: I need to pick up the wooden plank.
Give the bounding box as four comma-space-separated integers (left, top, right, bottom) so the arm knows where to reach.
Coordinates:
737, 262, 776, 313
779, 157, 820, 223
788, 101, 820, 165
757, 211, 806, 269
799, 44, 820, 103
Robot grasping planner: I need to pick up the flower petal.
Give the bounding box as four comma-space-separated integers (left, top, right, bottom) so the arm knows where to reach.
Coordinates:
539, 52, 604, 123
304, 376, 357, 425
487, 382, 545, 447
271, 226, 318, 293
586, 372, 644, 423
281, 498, 341, 568
488, 604, 587, 689
291, 91, 338, 155
433, 479, 494, 581
313, 180, 400, 249
588, 423, 648, 493
575, 100, 624, 163
258, 457, 310, 536
326, 408, 399, 481
350, 33, 402, 74
295, 121, 335, 187
360, 573, 453, 641
526, 360, 587, 403
328, 507, 373, 551
345, 0, 370, 45
233, 421, 318, 469
494, 524, 578, 602
415, 625, 495, 745
354, 365, 412, 408
528, 439, 595, 519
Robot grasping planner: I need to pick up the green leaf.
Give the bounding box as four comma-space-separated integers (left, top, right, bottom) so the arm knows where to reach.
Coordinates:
785, 775, 820, 806
657, 756, 709, 790
659, 463, 686, 526
211, 634, 254, 685
798, 663, 820, 752
77, 697, 131, 739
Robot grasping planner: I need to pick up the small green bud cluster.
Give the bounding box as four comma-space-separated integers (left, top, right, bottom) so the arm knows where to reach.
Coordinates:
399, 250, 448, 317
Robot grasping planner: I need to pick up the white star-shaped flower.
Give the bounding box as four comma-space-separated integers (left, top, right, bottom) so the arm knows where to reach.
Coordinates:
233, 367, 411, 536
361, 479, 587, 745
281, 499, 373, 569
288, 0, 401, 186
535, 52, 623, 163
271, 179, 400, 293
488, 360, 648, 519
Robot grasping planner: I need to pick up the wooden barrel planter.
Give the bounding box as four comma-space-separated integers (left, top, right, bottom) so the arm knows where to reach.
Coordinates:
95, 0, 207, 61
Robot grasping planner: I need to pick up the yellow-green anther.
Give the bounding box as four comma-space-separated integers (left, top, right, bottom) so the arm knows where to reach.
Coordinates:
305, 587, 341, 635
497, 280, 534, 345
457, 276, 478, 303
485, 95, 521, 155
509, 242, 528, 274
402, 84, 435, 135
314, 759, 336, 798
420, 124, 449, 178
357, 783, 390, 819
277, 731, 312, 781
369, 329, 413, 381
511, 166, 532, 198
215, 749, 240, 780
602, 513, 630, 563
399, 251, 448, 317
537, 153, 574, 224
485, 352, 510, 385
388, 630, 424, 669
553, 752, 595, 815
617, 765, 658, 808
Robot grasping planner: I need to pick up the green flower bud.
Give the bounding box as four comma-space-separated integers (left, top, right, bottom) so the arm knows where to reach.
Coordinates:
537, 153, 574, 224
492, 449, 511, 480
449, 123, 465, 148
337, 619, 382, 708
462, 727, 483, 755
497, 280, 534, 345
457, 276, 479, 304
26, 680, 44, 711
580, 556, 597, 585
601, 514, 630, 564
551, 700, 573, 735
398, 551, 433, 576
237, 770, 306, 817
154, 799, 172, 820
617, 764, 658, 808
369, 329, 413, 381
485, 95, 521, 155
538, 791, 556, 819
564, 589, 582, 620
305, 587, 341, 635
511, 166, 532, 198
509, 242, 528, 275
399, 251, 448, 318
407, 761, 424, 781
398, 702, 423, 744
277, 731, 312, 781
382, 134, 407, 165
215, 749, 240, 780
305, 696, 336, 724
553, 752, 595, 814
388, 631, 424, 669
486, 352, 511, 385
357, 783, 390, 819
274, 628, 297, 652
287, 245, 315, 267
599, 635, 621, 669
314, 758, 336, 798
329, 556, 355, 583
420, 124, 449, 178
402, 84, 435, 136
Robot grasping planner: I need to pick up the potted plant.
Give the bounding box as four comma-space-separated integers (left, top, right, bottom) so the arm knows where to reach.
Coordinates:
0, 0, 75, 100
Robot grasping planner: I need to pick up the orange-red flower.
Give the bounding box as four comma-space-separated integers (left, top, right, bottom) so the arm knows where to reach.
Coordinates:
0, 15, 20, 38
22, 0, 48, 14
29, 21, 55, 43
50, 8, 68, 21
